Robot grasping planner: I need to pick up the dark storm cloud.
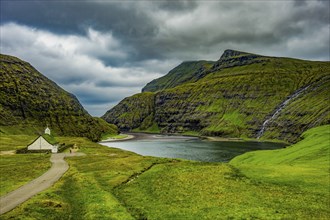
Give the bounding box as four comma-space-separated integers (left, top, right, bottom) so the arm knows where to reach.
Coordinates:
1, 0, 329, 115
2, 0, 328, 62
0, 0, 159, 61
1, 1, 149, 34
151, 1, 329, 60
157, 0, 198, 11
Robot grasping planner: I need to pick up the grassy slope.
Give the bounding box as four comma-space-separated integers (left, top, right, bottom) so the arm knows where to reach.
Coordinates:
1, 125, 329, 219
0, 54, 118, 141
230, 125, 330, 194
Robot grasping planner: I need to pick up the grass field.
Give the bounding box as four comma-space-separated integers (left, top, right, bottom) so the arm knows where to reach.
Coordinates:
0, 133, 51, 196
0, 134, 37, 151
230, 125, 330, 195
1, 136, 170, 219
1, 125, 329, 219
0, 154, 51, 196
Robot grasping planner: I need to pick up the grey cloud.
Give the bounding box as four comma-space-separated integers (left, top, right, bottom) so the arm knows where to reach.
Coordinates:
54, 75, 89, 86
0, 1, 158, 38
1, 0, 329, 116
293, 0, 310, 7
69, 85, 143, 106
84, 102, 119, 117
2, 0, 328, 63
152, 0, 198, 12
79, 94, 118, 105
94, 80, 144, 88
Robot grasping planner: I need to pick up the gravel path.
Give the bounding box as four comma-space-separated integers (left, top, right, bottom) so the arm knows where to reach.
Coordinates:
0, 152, 85, 215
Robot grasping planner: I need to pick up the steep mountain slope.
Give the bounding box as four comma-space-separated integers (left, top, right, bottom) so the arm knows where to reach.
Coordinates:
142, 60, 214, 92
0, 54, 117, 141
105, 92, 156, 131
102, 50, 330, 143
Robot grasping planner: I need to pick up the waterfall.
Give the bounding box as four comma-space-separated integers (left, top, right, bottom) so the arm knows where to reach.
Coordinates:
257, 85, 311, 139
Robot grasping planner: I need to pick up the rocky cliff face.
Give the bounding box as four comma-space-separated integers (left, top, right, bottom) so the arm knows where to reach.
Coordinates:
102, 50, 330, 143
0, 54, 117, 141
211, 49, 266, 70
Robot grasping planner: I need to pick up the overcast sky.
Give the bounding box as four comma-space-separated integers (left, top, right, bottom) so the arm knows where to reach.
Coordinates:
1, 0, 329, 116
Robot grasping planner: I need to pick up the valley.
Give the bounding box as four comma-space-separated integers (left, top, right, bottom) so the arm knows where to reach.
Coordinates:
0, 51, 329, 219
1, 1, 329, 219
0, 125, 329, 219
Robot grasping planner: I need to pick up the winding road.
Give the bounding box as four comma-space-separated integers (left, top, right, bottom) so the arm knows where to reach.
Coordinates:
0, 152, 84, 215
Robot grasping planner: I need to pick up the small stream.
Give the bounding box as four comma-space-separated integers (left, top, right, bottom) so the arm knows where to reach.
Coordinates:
101, 134, 286, 162
257, 85, 310, 139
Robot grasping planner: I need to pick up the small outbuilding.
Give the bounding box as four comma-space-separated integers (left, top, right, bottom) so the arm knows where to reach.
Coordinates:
27, 135, 58, 153
45, 127, 51, 135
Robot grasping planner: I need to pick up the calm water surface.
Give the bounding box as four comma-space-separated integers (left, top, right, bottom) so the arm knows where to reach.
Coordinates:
100, 134, 286, 162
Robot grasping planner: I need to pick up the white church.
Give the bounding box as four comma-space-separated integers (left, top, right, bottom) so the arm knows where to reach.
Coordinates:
27, 127, 58, 153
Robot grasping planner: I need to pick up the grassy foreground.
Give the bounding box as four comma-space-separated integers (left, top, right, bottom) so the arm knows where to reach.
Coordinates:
1, 125, 329, 219
230, 125, 330, 195
0, 154, 51, 196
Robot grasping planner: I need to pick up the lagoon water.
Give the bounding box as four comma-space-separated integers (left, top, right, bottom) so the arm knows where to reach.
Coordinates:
100, 134, 286, 162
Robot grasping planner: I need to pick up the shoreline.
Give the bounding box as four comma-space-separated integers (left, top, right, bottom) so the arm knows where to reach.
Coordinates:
99, 134, 135, 143
204, 136, 244, 142
100, 132, 289, 145
99, 132, 199, 143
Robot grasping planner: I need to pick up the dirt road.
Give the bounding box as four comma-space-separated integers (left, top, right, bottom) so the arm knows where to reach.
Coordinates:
0, 152, 84, 215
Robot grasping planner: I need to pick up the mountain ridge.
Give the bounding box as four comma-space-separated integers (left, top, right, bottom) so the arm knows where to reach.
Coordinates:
142, 60, 215, 92
103, 49, 330, 143
143, 49, 275, 93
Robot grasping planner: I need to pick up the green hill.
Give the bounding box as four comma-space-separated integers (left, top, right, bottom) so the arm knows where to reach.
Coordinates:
0, 54, 118, 141
142, 60, 214, 92
230, 124, 330, 194
102, 50, 330, 143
